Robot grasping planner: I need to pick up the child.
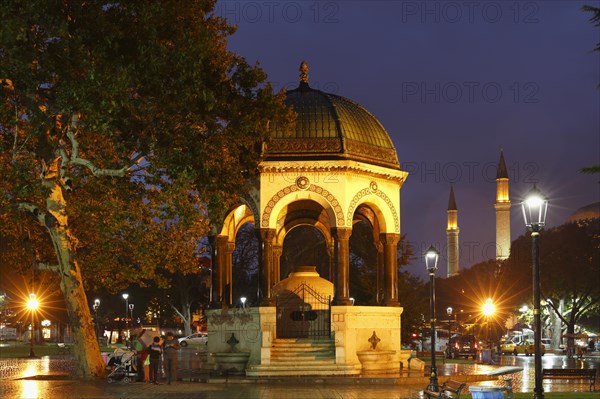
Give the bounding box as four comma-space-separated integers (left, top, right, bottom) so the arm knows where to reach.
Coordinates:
148, 336, 162, 384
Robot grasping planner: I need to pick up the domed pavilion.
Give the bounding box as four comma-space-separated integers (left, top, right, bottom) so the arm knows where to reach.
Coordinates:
206, 62, 410, 376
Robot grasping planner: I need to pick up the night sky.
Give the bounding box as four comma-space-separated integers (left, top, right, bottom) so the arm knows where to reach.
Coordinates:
217, 1, 599, 278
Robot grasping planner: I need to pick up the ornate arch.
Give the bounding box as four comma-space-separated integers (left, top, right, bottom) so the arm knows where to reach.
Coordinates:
261, 179, 345, 228
346, 181, 400, 233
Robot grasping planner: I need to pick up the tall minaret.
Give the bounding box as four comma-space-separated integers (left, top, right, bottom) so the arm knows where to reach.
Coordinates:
495, 149, 511, 260
447, 186, 460, 277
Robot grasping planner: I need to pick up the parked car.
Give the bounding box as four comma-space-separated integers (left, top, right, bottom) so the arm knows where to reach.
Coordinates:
541, 338, 552, 350
447, 334, 479, 359
177, 332, 208, 347
513, 340, 545, 356
500, 340, 516, 354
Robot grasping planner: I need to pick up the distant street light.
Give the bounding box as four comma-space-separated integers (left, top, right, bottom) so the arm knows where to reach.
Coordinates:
240, 297, 247, 308
425, 245, 440, 392
93, 299, 100, 340
27, 293, 39, 357
447, 307, 453, 335
521, 184, 548, 399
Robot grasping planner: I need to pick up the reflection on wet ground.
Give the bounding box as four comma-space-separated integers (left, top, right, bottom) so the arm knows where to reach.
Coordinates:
436, 353, 599, 393
0, 350, 598, 398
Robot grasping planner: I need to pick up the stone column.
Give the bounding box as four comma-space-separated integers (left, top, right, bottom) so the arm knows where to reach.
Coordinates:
259, 228, 276, 306
212, 235, 229, 307
333, 227, 353, 305
327, 239, 335, 283
208, 235, 220, 308
225, 242, 235, 306
381, 233, 400, 307
273, 245, 283, 284
375, 241, 384, 305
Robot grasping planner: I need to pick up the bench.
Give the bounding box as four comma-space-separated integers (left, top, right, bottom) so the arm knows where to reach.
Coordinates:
56, 342, 71, 355
542, 368, 596, 391
423, 379, 466, 399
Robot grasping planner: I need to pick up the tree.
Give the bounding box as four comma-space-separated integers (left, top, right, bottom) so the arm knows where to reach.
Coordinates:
398, 270, 427, 346
0, 0, 291, 379
582, 5, 600, 53
503, 222, 600, 355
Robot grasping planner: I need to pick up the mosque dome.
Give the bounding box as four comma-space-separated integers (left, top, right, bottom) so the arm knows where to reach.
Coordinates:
567, 202, 600, 223
264, 62, 400, 169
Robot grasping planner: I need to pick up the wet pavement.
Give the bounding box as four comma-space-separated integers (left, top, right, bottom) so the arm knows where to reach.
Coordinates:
0, 349, 598, 399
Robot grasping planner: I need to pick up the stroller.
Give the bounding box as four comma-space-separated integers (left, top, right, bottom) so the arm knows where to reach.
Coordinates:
106, 347, 138, 383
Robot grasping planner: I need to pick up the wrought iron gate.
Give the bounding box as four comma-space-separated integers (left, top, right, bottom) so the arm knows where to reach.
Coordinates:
276, 283, 331, 339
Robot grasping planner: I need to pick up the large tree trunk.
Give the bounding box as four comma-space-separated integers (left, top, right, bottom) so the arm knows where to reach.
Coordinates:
46, 184, 105, 379
176, 287, 193, 337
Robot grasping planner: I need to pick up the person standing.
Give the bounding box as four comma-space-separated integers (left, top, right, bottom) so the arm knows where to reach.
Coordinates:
148, 336, 162, 384
162, 332, 180, 384
131, 331, 148, 382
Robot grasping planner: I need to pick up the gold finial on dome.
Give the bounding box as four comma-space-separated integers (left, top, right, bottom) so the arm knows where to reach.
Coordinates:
299, 60, 309, 83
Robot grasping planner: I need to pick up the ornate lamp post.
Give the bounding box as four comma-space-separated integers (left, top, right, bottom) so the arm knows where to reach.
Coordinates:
425, 245, 440, 391
521, 185, 548, 399
27, 293, 39, 357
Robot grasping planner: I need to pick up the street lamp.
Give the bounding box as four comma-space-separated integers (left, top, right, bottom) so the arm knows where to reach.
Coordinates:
425, 245, 440, 391
483, 298, 495, 348
240, 297, 247, 308
93, 299, 100, 339
129, 304, 134, 327
447, 307, 453, 335
27, 293, 39, 357
521, 184, 548, 399
122, 293, 129, 341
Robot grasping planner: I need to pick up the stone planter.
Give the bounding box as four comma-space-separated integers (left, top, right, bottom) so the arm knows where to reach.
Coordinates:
356, 349, 396, 373
398, 349, 412, 369
211, 352, 251, 375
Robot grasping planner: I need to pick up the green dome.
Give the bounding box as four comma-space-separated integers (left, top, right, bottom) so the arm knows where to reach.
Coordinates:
265, 81, 400, 169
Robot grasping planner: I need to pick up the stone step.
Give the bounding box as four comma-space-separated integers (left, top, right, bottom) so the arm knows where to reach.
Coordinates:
270, 338, 336, 363
271, 346, 334, 353
246, 363, 361, 377
269, 358, 336, 366
271, 341, 334, 349
271, 351, 335, 360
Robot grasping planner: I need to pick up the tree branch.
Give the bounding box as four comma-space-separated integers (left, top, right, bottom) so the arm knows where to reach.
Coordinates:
66, 114, 145, 177
36, 262, 60, 273
168, 302, 186, 321
66, 129, 127, 177
16, 202, 46, 226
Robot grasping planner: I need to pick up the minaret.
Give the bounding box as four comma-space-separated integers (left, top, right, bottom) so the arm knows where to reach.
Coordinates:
447, 186, 460, 277
495, 149, 511, 260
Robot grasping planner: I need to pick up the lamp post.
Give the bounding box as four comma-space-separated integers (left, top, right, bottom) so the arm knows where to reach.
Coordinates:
240, 297, 247, 308
122, 293, 129, 340
27, 293, 39, 357
93, 299, 100, 339
483, 298, 495, 349
129, 304, 134, 327
447, 307, 453, 335
521, 184, 548, 399
425, 245, 440, 391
